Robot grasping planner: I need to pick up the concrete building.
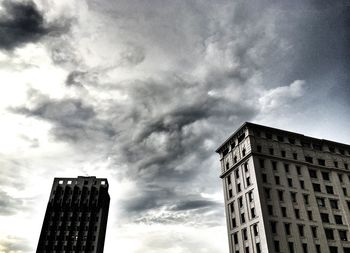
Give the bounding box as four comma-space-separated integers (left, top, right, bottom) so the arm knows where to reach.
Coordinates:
37, 176, 110, 253
216, 122, 350, 253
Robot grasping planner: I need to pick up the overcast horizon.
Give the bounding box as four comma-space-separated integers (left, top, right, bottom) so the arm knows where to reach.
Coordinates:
0, 0, 349, 252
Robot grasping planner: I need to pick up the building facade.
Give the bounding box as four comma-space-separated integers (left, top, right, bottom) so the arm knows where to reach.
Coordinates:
37, 176, 110, 253
216, 122, 350, 253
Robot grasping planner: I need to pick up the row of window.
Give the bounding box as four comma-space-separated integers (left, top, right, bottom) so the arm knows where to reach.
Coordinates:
232, 223, 260, 253
255, 131, 350, 156
272, 240, 350, 253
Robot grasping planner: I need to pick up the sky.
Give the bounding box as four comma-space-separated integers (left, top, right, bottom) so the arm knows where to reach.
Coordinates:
0, 0, 349, 252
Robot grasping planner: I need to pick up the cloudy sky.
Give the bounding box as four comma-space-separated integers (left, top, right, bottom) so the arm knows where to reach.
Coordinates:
0, 0, 349, 252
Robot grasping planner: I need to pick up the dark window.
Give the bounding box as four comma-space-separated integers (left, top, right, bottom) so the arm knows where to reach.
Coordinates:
235, 169, 239, 179
231, 142, 236, 149
321, 213, 329, 223
326, 186, 334, 194
293, 152, 298, 160
302, 243, 308, 253
268, 205, 274, 216
278, 190, 284, 201
294, 209, 300, 219
311, 226, 317, 238
246, 177, 251, 186
277, 136, 284, 142
298, 225, 304, 237
334, 161, 338, 168
226, 163, 230, 170
272, 161, 277, 171
266, 133, 272, 139
288, 242, 294, 253
329, 146, 335, 153
228, 189, 233, 199
232, 218, 236, 228
344, 247, 350, 253
289, 138, 295, 144
281, 150, 286, 157
305, 156, 313, 163
269, 148, 274, 155
288, 178, 293, 187
245, 247, 249, 253
275, 176, 280, 185
329, 246, 338, 253
313, 183, 321, 192
233, 232, 238, 244
281, 207, 287, 217
244, 163, 248, 172
248, 191, 253, 202
302, 141, 311, 148
227, 175, 231, 185
307, 210, 313, 220
274, 240, 280, 252
238, 133, 245, 143
242, 148, 246, 157
284, 164, 289, 173
259, 159, 265, 168
251, 208, 256, 218
262, 173, 267, 183
237, 183, 241, 193
253, 223, 259, 236
322, 172, 330, 180
256, 243, 261, 253
257, 145, 262, 152
284, 223, 291, 235
343, 187, 347, 196
317, 197, 325, 207
291, 192, 297, 203
339, 230, 348, 241
238, 197, 243, 208
338, 173, 343, 182
345, 163, 349, 170
229, 202, 234, 213
264, 188, 271, 199
296, 166, 301, 175
340, 149, 345, 155
335, 215, 343, 224
309, 169, 317, 178
300, 180, 305, 189
313, 144, 322, 151
241, 213, 245, 223
271, 221, 277, 233
243, 228, 248, 240
318, 159, 326, 166
325, 229, 334, 240
234, 156, 237, 163
330, 199, 338, 209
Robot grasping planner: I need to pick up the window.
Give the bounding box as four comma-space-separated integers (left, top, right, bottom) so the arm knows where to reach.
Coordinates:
268, 205, 274, 216
234, 156, 238, 163
329, 246, 338, 253
84, 180, 88, 185
316, 245, 321, 253
281, 207, 287, 217
309, 169, 317, 178
272, 161, 277, 171
227, 175, 231, 185
340, 149, 345, 155
338, 173, 343, 183
284, 223, 291, 235
334, 161, 338, 168
278, 190, 284, 201
330, 199, 338, 209
226, 163, 230, 170
248, 191, 253, 202
238, 197, 243, 208
318, 159, 326, 166
313, 144, 322, 151
329, 146, 335, 153
302, 243, 308, 253
244, 162, 248, 172
235, 169, 240, 179
251, 208, 256, 218
293, 153, 298, 160
344, 247, 350, 253
288, 242, 294, 253
291, 192, 297, 203
289, 138, 295, 144
277, 135, 284, 142
271, 221, 277, 233
264, 188, 271, 199
242, 148, 246, 157
316, 197, 325, 207
259, 159, 265, 168
313, 183, 321, 192
269, 148, 274, 155
343, 187, 347, 196
228, 189, 233, 199
321, 213, 330, 223
266, 132, 272, 139
232, 218, 237, 228
245, 247, 249, 253
241, 213, 246, 223
305, 156, 313, 163
311, 226, 317, 238
325, 228, 334, 240
296, 166, 301, 175
334, 215, 343, 225
322, 172, 330, 181
253, 223, 259, 236
243, 228, 248, 240
274, 240, 280, 252
237, 183, 241, 193
233, 232, 238, 244
238, 133, 245, 143
294, 209, 300, 219
339, 230, 348, 241
300, 180, 305, 189
326, 185, 334, 194
288, 178, 293, 187
256, 243, 261, 253
345, 163, 349, 170
229, 202, 234, 213
307, 210, 313, 220
298, 224, 305, 237
246, 177, 251, 186
275, 176, 280, 185
281, 150, 286, 157
257, 145, 262, 152
262, 173, 267, 183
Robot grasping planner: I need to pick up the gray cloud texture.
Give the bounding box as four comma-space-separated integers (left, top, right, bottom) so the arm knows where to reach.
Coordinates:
1, 0, 349, 252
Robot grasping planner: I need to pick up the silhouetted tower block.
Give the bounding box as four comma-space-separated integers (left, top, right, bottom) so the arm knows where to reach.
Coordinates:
37, 176, 110, 253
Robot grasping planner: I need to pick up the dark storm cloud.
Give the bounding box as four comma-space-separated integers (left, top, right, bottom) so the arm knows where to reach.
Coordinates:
12, 97, 116, 143
0, 190, 23, 215
0, 0, 69, 51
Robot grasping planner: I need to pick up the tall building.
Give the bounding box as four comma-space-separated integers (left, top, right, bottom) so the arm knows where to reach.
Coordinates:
216, 122, 350, 253
37, 176, 110, 253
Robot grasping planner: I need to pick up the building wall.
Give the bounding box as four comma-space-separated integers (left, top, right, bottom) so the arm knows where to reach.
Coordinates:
218, 123, 350, 253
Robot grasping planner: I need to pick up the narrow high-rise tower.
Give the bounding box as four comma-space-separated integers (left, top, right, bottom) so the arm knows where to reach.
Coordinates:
37, 176, 110, 253
216, 122, 350, 253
